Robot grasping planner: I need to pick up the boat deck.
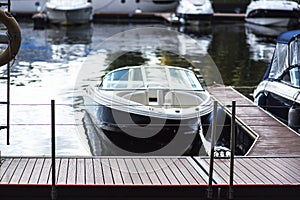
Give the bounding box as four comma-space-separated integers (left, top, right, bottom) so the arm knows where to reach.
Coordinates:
0, 156, 299, 199
207, 86, 300, 156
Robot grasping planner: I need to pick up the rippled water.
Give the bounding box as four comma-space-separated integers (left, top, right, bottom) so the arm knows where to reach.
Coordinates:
0, 21, 293, 156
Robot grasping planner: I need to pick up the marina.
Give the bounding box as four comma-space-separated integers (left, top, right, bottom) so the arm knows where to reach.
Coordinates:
1, 0, 300, 199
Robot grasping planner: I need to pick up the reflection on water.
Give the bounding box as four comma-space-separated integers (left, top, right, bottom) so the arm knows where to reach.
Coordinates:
0, 21, 292, 156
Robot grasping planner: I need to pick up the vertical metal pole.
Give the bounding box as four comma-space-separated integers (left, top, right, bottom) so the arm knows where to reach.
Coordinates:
207, 101, 217, 199
8, 0, 11, 12
6, 53, 10, 145
51, 100, 57, 200
229, 101, 236, 199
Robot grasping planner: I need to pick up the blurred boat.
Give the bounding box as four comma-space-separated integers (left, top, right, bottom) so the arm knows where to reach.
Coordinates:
253, 30, 300, 132
46, 0, 92, 25
245, 0, 300, 27
176, 0, 214, 24
92, 0, 178, 13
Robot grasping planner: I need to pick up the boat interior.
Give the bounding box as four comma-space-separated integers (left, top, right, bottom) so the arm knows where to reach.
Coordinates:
114, 89, 209, 108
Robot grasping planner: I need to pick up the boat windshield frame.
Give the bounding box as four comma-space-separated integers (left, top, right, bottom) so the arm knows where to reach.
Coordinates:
98, 66, 205, 91
268, 36, 300, 88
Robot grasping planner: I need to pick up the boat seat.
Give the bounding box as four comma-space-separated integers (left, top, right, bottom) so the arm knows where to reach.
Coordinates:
122, 91, 148, 105
164, 91, 202, 107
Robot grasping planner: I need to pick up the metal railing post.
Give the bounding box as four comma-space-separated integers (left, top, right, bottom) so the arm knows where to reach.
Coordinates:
207, 101, 217, 199
229, 101, 236, 199
51, 100, 57, 200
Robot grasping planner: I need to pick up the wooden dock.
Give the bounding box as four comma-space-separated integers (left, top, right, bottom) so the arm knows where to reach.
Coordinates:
0, 156, 299, 199
208, 86, 300, 156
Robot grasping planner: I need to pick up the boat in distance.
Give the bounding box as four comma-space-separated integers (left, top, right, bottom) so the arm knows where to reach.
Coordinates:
245, 0, 300, 27
46, 0, 93, 25
176, 0, 214, 24
253, 30, 300, 133
9, 0, 178, 14
84, 65, 214, 155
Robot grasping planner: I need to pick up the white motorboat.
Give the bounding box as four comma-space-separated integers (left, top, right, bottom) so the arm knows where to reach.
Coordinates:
176, 0, 214, 24
10, 0, 47, 13
253, 30, 300, 132
92, 0, 178, 13
245, 0, 300, 27
84, 65, 214, 154
46, 0, 92, 25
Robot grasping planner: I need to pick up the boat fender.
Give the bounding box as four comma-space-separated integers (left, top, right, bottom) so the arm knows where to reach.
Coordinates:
288, 104, 300, 133
0, 9, 22, 67
255, 93, 266, 107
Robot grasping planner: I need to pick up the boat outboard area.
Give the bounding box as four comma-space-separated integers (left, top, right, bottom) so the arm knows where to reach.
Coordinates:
83, 65, 229, 156
254, 30, 300, 133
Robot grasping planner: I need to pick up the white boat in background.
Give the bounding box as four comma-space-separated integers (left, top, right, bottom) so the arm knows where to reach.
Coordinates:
92, 0, 178, 13
9, 0, 178, 14
176, 0, 214, 24
10, 0, 47, 13
46, 0, 93, 25
245, 0, 300, 27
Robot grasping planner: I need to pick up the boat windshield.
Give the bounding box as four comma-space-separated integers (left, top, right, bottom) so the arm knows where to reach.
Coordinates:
100, 66, 203, 90
268, 37, 300, 87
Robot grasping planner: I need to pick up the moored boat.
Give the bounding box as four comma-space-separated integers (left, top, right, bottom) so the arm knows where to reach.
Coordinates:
245, 0, 300, 27
176, 0, 214, 24
84, 65, 214, 155
253, 30, 300, 132
46, 0, 92, 25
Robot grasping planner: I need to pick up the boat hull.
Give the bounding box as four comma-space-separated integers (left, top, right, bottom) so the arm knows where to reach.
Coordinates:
47, 7, 92, 25
246, 9, 300, 26
84, 96, 210, 155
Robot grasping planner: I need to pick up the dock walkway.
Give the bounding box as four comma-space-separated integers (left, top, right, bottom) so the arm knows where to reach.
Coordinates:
208, 86, 300, 156
0, 156, 299, 199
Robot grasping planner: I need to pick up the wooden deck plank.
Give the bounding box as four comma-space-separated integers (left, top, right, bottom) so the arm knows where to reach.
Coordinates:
1, 158, 21, 184
208, 86, 300, 156
66, 158, 76, 184
0, 158, 13, 181
215, 159, 246, 184
132, 158, 152, 184
263, 158, 299, 183
233, 158, 266, 184
125, 159, 142, 184
116, 158, 132, 185
274, 158, 300, 180
140, 158, 161, 184
57, 158, 68, 184
38, 158, 51, 184
184, 157, 207, 184
108, 158, 123, 184
232, 159, 256, 184
101, 158, 114, 184
148, 158, 170, 184
76, 158, 85, 184
19, 158, 36, 184
93, 158, 104, 184
85, 158, 95, 184
9, 158, 28, 184
172, 158, 198, 184
238, 158, 274, 184
164, 158, 189, 184
29, 158, 44, 184
156, 158, 179, 184
48, 158, 61, 185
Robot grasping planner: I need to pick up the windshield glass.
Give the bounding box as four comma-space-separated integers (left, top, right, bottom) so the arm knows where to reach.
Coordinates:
100, 66, 203, 90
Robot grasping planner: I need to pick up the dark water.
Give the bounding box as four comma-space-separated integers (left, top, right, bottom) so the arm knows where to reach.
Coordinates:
0, 20, 294, 156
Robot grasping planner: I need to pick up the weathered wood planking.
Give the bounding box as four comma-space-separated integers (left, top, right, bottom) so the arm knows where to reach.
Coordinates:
193, 157, 300, 185
0, 157, 208, 185
207, 86, 300, 156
